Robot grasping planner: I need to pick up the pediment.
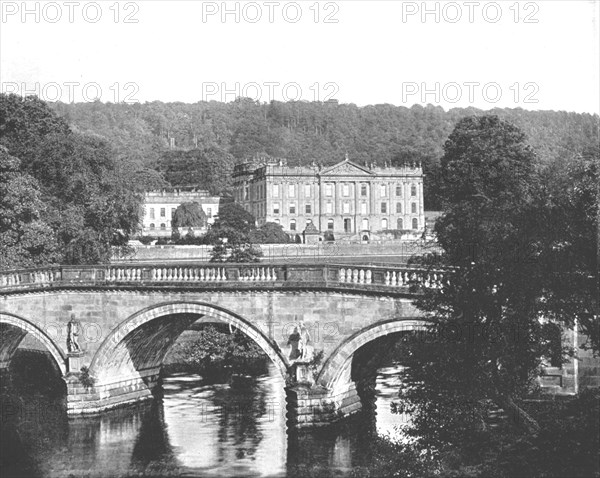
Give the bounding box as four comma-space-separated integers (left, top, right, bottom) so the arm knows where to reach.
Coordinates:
320, 160, 374, 177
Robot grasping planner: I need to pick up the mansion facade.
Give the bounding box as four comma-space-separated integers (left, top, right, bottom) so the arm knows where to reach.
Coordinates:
233, 156, 425, 238
140, 188, 220, 237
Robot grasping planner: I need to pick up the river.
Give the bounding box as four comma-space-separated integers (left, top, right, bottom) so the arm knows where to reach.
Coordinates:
1, 364, 412, 478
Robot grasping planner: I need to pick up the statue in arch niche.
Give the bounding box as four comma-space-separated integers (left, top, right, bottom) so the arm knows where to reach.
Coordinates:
67, 314, 81, 353
299, 323, 313, 361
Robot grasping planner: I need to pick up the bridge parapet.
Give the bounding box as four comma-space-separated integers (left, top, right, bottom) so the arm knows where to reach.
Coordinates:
0, 263, 451, 294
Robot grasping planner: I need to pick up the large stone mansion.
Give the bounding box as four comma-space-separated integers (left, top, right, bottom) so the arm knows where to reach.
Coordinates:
233, 155, 425, 239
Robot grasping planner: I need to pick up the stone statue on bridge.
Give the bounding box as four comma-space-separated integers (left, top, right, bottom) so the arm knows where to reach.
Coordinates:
287, 326, 301, 361
299, 323, 313, 361
67, 314, 81, 353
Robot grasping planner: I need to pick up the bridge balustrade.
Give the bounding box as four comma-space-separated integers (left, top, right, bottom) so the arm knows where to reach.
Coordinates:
0, 263, 450, 293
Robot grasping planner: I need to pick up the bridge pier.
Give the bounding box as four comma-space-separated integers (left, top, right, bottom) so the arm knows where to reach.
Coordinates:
286, 362, 362, 427
286, 382, 362, 427
66, 368, 161, 415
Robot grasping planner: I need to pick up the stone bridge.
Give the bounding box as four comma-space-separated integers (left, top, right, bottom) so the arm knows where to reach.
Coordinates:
0, 262, 450, 426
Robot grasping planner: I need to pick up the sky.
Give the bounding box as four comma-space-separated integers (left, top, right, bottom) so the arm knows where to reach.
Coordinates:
1, 0, 598, 113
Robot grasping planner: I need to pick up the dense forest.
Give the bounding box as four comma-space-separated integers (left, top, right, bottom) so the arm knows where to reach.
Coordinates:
50, 99, 599, 209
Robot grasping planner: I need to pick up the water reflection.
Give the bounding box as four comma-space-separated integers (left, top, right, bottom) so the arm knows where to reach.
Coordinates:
1, 364, 410, 478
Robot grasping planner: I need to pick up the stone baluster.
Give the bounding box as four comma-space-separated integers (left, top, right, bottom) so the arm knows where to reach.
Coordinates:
339, 268, 346, 283
352, 269, 358, 283
365, 269, 372, 284
384, 271, 390, 285
359, 269, 365, 284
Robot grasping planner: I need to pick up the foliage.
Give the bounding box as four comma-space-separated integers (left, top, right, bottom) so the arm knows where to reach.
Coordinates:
168, 324, 269, 379
0, 94, 162, 267
172, 202, 207, 229
48, 100, 598, 211
79, 366, 96, 390
0, 146, 61, 269
158, 146, 234, 195
207, 202, 262, 262
249, 222, 291, 244
211, 202, 256, 234
396, 115, 591, 454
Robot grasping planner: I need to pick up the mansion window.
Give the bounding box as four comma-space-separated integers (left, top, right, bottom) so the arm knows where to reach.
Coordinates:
342, 183, 350, 197
412, 218, 418, 229
325, 184, 333, 196
411, 184, 417, 197
342, 202, 350, 214
289, 204, 296, 214
382, 218, 388, 229
160, 223, 166, 229
273, 184, 280, 197
304, 184, 311, 197
380, 184, 386, 196
273, 202, 280, 214
160, 208, 165, 217
397, 218, 403, 230
396, 185, 402, 197
149, 223, 155, 229
171, 208, 176, 217
274, 219, 280, 225
288, 184, 296, 197
207, 208, 212, 218
305, 204, 312, 214
381, 202, 387, 214
244, 187, 249, 200
326, 202, 333, 214
361, 218, 369, 230
360, 202, 367, 214
411, 203, 417, 214
360, 184, 367, 196
290, 219, 296, 231
396, 203, 402, 214
327, 219, 334, 230
150, 208, 155, 219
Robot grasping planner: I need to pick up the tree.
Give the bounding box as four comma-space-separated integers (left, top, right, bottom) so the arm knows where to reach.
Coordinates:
158, 146, 234, 195
171, 202, 207, 239
0, 146, 60, 269
176, 324, 268, 378
534, 146, 599, 351
0, 94, 154, 265
249, 222, 290, 244
207, 202, 262, 262
397, 116, 563, 450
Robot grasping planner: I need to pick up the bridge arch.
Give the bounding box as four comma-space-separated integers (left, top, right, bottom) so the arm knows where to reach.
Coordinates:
0, 312, 67, 376
89, 301, 289, 386
316, 318, 429, 392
